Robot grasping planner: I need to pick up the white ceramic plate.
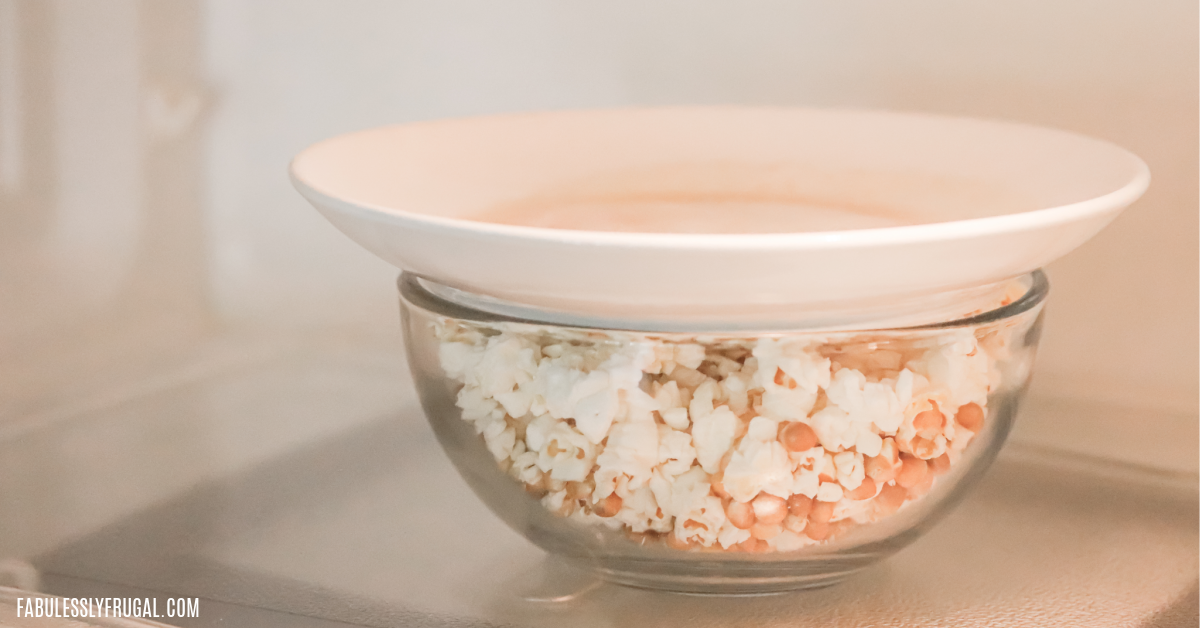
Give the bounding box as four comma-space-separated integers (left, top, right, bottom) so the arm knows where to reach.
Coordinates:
290, 107, 1148, 324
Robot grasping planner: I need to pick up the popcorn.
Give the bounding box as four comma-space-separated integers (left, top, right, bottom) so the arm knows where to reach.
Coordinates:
534, 420, 596, 482
594, 418, 658, 495
439, 341, 482, 381
809, 405, 858, 452
482, 419, 516, 462
722, 439, 793, 502
673, 343, 707, 370
433, 313, 1013, 553
657, 425, 698, 477
769, 529, 808, 552
660, 407, 690, 431
833, 450, 866, 490
745, 416, 780, 441
817, 481, 845, 503
792, 467, 821, 498
717, 521, 752, 549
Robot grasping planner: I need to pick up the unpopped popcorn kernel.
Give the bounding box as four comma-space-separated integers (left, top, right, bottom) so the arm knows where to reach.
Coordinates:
594, 492, 623, 517
895, 454, 929, 488
751, 493, 789, 525
844, 477, 878, 500
779, 420, 820, 452
955, 402, 985, 432
726, 499, 756, 529
875, 482, 908, 517
805, 520, 831, 541
750, 521, 783, 541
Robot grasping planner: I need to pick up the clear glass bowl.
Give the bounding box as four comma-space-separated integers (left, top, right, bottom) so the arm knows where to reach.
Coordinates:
399, 271, 1048, 595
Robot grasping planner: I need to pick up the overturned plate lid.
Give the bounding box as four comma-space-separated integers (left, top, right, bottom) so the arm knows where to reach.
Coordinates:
290, 107, 1147, 325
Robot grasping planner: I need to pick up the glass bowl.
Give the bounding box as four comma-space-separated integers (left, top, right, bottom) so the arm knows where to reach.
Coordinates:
399, 271, 1048, 595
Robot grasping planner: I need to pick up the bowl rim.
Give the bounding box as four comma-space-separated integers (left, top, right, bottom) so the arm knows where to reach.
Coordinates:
399, 269, 1049, 334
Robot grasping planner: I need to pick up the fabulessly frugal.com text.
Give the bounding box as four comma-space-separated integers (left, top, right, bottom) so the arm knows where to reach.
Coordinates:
14, 596, 200, 619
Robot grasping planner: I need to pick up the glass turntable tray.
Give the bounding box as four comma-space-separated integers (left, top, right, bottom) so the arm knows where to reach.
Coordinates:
8, 339, 1195, 627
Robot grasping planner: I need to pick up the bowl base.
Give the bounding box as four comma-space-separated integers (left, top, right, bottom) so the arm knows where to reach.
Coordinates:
580, 558, 866, 596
